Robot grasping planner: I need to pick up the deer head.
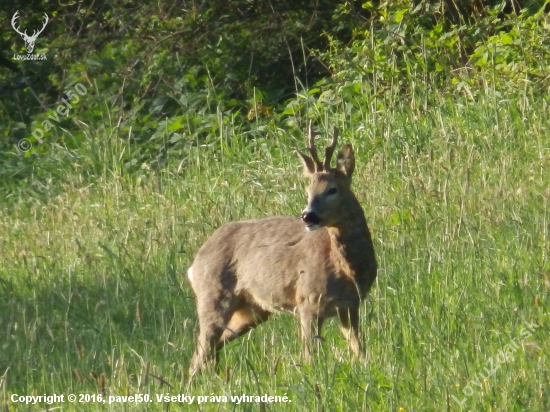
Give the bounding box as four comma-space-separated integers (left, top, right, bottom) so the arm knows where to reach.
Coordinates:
296, 121, 356, 231
12, 11, 49, 54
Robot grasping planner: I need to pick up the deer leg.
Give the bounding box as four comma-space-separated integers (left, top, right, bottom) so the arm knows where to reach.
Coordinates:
338, 307, 363, 358
298, 305, 324, 363
189, 295, 234, 375
189, 324, 222, 375
217, 305, 270, 350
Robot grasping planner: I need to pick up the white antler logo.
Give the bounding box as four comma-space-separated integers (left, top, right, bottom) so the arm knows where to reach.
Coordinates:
11, 11, 49, 54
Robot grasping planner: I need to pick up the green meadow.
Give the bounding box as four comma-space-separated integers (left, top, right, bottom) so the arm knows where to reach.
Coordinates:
1, 83, 548, 410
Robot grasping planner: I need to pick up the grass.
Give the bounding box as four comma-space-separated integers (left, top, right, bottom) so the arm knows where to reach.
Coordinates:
0, 82, 548, 411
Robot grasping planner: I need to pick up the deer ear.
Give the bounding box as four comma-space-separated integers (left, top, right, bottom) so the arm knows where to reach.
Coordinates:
296, 150, 316, 176
336, 144, 355, 177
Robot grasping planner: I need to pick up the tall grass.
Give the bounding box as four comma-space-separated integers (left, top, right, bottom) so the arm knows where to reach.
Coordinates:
0, 81, 548, 411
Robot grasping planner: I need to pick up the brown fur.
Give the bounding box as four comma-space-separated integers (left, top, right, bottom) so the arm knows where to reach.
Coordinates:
187, 124, 377, 374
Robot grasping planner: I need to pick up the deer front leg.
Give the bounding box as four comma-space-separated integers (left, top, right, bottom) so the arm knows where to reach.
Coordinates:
338, 307, 363, 358
298, 305, 324, 363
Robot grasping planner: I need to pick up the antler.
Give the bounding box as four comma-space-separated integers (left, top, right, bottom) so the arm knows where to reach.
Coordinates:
307, 121, 339, 172
11, 11, 48, 38
307, 120, 323, 172
32, 13, 49, 38
323, 126, 339, 171
11, 11, 25, 37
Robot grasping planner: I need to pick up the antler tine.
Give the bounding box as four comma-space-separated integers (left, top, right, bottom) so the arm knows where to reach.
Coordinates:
32, 13, 49, 37
40, 13, 49, 31
307, 120, 323, 172
323, 126, 339, 171
11, 11, 25, 36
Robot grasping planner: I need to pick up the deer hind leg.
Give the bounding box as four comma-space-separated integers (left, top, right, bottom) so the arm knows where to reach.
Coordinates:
338, 307, 363, 358
298, 304, 325, 363
189, 292, 236, 376
217, 303, 270, 350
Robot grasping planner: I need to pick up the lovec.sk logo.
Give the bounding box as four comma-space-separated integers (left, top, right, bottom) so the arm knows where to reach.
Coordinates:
12, 10, 49, 61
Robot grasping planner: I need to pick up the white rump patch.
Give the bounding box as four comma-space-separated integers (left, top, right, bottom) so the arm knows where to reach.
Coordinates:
187, 267, 194, 283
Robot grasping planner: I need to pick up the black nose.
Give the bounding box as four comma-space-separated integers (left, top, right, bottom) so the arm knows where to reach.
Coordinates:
301, 211, 321, 225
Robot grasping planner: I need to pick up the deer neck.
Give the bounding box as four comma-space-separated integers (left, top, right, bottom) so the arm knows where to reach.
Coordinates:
326, 199, 374, 284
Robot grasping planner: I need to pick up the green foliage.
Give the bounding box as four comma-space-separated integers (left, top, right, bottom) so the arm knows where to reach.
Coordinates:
314, 0, 550, 102
2, 0, 550, 194
1, 1, 368, 188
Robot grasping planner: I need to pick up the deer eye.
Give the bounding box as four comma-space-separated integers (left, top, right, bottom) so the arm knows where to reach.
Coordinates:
327, 188, 338, 195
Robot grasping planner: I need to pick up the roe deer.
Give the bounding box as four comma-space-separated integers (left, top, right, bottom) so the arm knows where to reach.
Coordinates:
187, 122, 377, 374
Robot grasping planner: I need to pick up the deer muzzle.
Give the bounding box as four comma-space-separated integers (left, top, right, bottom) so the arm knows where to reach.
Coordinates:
301, 210, 321, 231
